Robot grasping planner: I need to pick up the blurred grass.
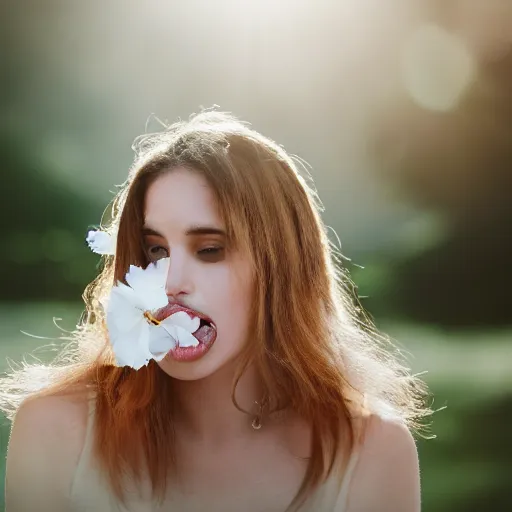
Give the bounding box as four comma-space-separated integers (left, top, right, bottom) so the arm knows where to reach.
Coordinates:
381, 322, 512, 511
1, 303, 511, 511
0, 302, 85, 368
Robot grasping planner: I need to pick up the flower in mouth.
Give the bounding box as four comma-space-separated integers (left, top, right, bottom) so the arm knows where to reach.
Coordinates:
149, 311, 201, 357
102, 257, 201, 370
86, 229, 116, 255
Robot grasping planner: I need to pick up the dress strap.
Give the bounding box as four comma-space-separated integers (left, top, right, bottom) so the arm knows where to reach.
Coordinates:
333, 447, 360, 509
69, 391, 97, 498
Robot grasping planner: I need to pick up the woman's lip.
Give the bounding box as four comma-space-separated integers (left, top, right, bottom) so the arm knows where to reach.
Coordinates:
153, 303, 213, 325
165, 332, 217, 362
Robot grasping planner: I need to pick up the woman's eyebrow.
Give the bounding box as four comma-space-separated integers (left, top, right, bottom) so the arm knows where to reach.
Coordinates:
142, 227, 164, 237
185, 225, 226, 237
142, 225, 226, 237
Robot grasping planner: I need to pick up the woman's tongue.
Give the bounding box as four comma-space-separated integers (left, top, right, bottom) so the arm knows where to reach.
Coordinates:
192, 322, 215, 344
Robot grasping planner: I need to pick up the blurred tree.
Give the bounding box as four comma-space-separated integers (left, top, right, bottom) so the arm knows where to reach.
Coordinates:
0, 130, 103, 301
419, 391, 512, 511
369, 47, 512, 328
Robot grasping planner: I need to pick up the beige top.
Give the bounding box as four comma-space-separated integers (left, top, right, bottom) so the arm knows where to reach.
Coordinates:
69, 397, 360, 512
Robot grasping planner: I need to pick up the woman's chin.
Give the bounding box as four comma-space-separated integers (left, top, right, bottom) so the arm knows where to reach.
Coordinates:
156, 344, 243, 381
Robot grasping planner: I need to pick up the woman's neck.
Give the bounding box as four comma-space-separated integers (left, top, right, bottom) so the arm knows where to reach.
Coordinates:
170, 361, 265, 446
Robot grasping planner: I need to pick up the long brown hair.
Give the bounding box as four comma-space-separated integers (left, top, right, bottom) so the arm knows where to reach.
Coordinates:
0, 111, 430, 510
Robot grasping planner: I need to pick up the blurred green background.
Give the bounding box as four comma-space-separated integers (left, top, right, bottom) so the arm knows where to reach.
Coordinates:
1, 0, 511, 510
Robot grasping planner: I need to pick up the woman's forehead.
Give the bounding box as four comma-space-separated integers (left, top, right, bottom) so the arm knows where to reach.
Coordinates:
144, 168, 225, 234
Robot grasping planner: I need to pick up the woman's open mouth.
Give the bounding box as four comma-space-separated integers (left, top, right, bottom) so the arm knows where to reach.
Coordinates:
154, 303, 217, 362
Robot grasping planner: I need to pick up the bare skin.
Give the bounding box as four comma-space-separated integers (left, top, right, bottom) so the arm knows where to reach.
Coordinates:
6, 391, 312, 512
6, 391, 420, 512
157, 353, 312, 511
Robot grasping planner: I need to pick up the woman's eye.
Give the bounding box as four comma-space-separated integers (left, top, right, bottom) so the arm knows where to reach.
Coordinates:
197, 246, 224, 262
147, 245, 169, 261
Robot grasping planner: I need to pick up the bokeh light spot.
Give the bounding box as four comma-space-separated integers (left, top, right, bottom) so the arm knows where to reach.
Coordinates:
402, 23, 477, 112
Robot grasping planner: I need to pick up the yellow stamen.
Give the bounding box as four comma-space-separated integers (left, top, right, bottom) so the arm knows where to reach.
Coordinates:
143, 311, 161, 326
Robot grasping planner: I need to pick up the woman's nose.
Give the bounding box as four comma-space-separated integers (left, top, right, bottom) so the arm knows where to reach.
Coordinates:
164, 253, 193, 298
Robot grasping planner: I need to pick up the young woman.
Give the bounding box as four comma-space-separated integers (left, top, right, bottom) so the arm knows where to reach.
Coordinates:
2, 111, 429, 511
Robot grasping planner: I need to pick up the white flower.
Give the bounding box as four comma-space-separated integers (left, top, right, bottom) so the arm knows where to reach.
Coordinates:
86, 229, 116, 255
103, 258, 200, 369
150, 312, 200, 356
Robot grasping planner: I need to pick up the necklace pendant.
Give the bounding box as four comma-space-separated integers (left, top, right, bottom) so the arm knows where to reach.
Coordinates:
251, 417, 262, 430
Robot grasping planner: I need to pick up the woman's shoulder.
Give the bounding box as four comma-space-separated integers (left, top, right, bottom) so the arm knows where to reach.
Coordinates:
13, 390, 91, 443
5, 390, 92, 510
353, 406, 414, 441
340, 412, 421, 512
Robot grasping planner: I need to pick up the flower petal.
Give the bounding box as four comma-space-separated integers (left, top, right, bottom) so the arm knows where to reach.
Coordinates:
164, 311, 200, 333
174, 327, 199, 348
148, 324, 177, 360
125, 259, 169, 311
161, 320, 199, 348
146, 257, 171, 285
86, 230, 116, 255
134, 322, 153, 370
110, 321, 151, 369
104, 284, 142, 333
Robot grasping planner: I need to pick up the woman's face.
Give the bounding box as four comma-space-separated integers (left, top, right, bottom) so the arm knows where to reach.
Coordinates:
143, 167, 254, 380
